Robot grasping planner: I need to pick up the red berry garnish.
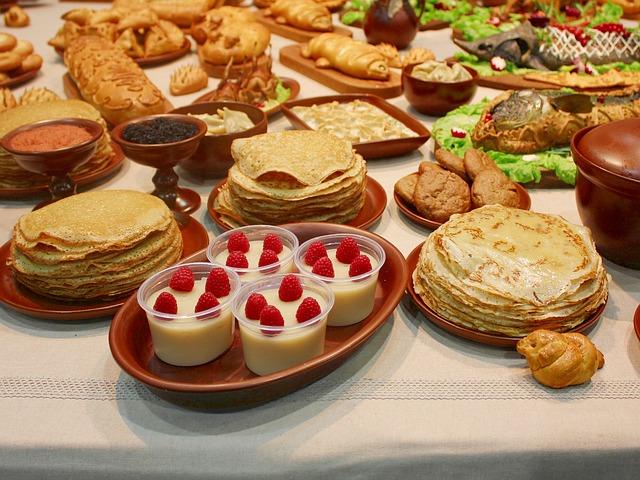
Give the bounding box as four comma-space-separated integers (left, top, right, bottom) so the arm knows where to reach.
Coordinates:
296, 297, 322, 323
563, 5, 580, 17
169, 266, 194, 292
206, 267, 231, 297
245, 292, 268, 320
304, 241, 328, 266
259, 305, 285, 335
227, 231, 250, 253
263, 234, 283, 254
258, 249, 279, 267
349, 255, 373, 277
336, 237, 361, 264
226, 251, 249, 268
153, 292, 178, 315
195, 292, 219, 314
484, 112, 493, 123
278, 274, 303, 302
312, 256, 335, 278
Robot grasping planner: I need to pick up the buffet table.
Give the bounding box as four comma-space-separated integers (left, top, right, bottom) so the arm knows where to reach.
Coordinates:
0, 2, 639, 479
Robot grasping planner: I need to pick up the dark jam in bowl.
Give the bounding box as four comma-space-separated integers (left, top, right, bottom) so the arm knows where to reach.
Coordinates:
123, 118, 198, 144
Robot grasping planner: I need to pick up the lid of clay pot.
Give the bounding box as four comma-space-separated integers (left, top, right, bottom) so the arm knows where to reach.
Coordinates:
578, 118, 640, 181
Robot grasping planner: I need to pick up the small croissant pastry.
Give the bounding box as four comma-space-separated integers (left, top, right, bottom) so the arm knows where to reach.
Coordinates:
170, 65, 208, 95
4, 6, 30, 28
0, 88, 17, 113
517, 330, 604, 389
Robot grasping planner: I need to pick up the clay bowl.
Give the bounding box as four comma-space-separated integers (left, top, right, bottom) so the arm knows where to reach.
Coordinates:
571, 119, 640, 269
0, 118, 103, 177
402, 62, 478, 116
170, 102, 267, 178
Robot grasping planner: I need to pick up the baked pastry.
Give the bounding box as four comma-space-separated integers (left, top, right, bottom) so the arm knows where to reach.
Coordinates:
0, 34, 42, 83
4, 6, 29, 28
16, 54, 42, 75
113, 0, 221, 28
463, 149, 499, 180
394, 173, 419, 205
471, 169, 520, 209
0, 33, 17, 52
266, 0, 333, 32
302, 33, 389, 80
0, 88, 16, 113
64, 36, 171, 125
402, 47, 436, 67
517, 330, 605, 388
413, 162, 470, 222
170, 65, 208, 95
18, 88, 61, 106
376, 43, 402, 68
435, 148, 468, 181
12, 39, 33, 58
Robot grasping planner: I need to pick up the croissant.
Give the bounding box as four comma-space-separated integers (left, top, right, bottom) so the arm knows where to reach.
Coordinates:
302, 33, 389, 80
267, 0, 332, 32
517, 330, 604, 389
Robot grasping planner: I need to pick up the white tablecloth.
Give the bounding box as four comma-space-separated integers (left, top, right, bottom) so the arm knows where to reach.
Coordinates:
1, 2, 639, 479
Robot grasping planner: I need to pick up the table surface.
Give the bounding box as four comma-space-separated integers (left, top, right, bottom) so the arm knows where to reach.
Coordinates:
1, 2, 639, 479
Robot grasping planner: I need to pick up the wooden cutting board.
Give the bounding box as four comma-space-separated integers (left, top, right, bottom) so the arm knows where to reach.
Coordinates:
279, 44, 402, 98
256, 9, 352, 43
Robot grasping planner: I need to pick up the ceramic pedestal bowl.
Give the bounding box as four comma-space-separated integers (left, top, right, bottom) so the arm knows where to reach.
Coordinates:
0, 118, 103, 210
112, 114, 207, 215
571, 119, 640, 269
170, 102, 267, 178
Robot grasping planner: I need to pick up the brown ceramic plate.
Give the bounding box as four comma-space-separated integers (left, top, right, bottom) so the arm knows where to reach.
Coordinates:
0, 141, 125, 199
207, 175, 387, 231
282, 94, 430, 159
394, 183, 531, 230
193, 77, 300, 117
405, 242, 607, 348
0, 68, 40, 89
108, 222, 408, 408
0, 216, 209, 321
634, 305, 640, 342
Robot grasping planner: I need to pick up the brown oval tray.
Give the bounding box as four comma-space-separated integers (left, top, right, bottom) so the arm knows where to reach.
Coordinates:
255, 8, 353, 43
406, 242, 607, 348
394, 182, 531, 230
635, 304, 640, 342
108, 222, 408, 409
281, 93, 430, 159
207, 175, 387, 231
192, 77, 300, 117
0, 141, 125, 199
0, 67, 40, 89
0, 216, 209, 321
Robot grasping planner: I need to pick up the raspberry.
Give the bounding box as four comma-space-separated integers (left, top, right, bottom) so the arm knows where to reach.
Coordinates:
349, 255, 373, 277
226, 251, 249, 268
245, 292, 268, 320
336, 237, 361, 264
296, 297, 322, 323
194, 292, 219, 314
169, 267, 194, 292
153, 292, 178, 315
278, 274, 303, 302
227, 231, 250, 253
263, 234, 283, 254
258, 249, 279, 267
304, 241, 328, 266
259, 305, 284, 335
311, 257, 335, 278
205, 267, 231, 297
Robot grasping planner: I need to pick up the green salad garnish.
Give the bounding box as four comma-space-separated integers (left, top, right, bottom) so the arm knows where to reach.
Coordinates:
261, 79, 291, 111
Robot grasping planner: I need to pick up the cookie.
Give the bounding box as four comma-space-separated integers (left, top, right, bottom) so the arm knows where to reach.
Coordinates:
0, 33, 17, 52
394, 173, 419, 206
16, 54, 42, 74
435, 148, 468, 181
0, 51, 22, 72
12, 39, 33, 58
414, 162, 471, 223
471, 169, 520, 209
463, 149, 499, 181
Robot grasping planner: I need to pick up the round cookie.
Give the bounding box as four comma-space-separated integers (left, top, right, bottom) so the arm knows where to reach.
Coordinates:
414, 163, 471, 223
435, 148, 469, 182
471, 169, 520, 209
0, 33, 17, 53
394, 173, 419, 206
463, 149, 500, 181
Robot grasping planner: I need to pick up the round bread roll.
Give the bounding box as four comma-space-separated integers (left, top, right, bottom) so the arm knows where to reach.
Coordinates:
0, 51, 22, 72
17, 54, 43, 74
0, 33, 17, 53
12, 39, 33, 58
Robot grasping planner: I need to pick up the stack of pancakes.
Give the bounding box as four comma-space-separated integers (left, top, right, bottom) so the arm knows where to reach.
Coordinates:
0, 100, 113, 189
413, 205, 608, 337
9, 190, 183, 301
214, 131, 367, 226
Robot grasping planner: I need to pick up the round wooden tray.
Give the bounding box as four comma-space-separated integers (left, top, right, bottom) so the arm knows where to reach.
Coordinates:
0, 67, 39, 89
405, 242, 607, 348
0, 216, 209, 321
207, 175, 387, 232
108, 222, 409, 409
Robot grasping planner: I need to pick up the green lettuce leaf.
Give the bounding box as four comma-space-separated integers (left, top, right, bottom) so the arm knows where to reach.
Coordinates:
588, 2, 623, 27
261, 80, 291, 111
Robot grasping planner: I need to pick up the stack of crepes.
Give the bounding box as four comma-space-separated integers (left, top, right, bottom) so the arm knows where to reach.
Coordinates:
9, 190, 183, 301
0, 100, 113, 189
412, 205, 609, 337
214, 131, 367, 226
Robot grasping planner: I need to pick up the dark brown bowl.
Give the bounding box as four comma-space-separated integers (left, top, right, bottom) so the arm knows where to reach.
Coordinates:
111, 114, 208, 169
402, 62, 478, 116
0, 118, 103, 176
170, 102, 267, 177
571, 120, 640, 269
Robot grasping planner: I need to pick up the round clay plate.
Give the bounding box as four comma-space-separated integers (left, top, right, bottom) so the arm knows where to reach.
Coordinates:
634, 305, 640, 342
0, 68, 40, 89
192, 77, 300, 117
394, 183, 531, 230
0, 216, 209, 321
207, 176, 387, 231
405, 242, 607, 348
108, 222, 409, 409
0, 141, 126, 199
